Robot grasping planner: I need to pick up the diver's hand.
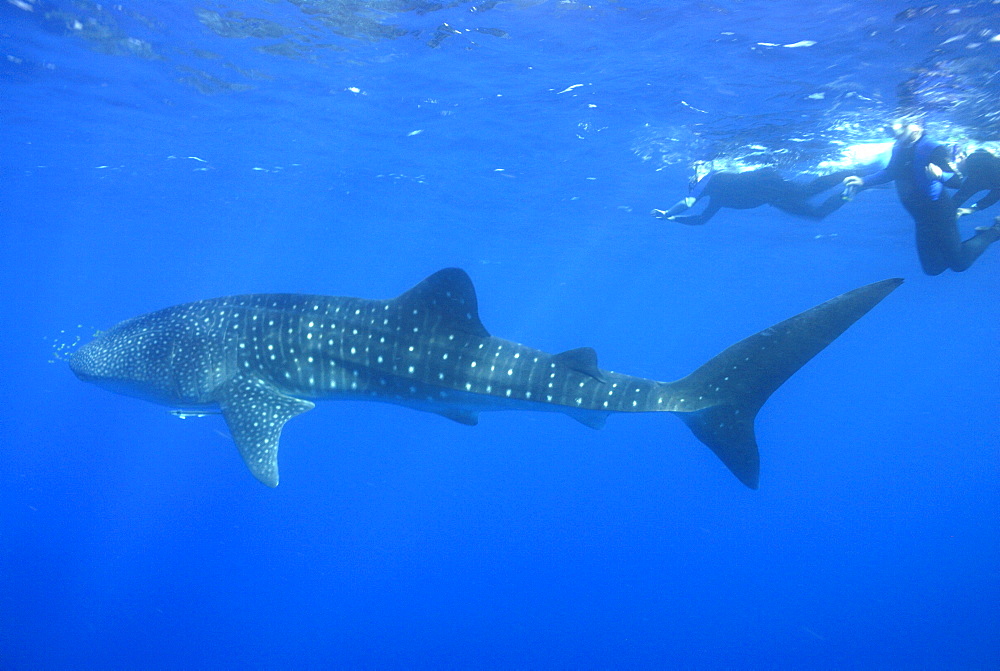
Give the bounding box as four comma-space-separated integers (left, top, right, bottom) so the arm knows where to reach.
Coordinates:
956, 206, 975, 218
842, 176, 864, 188
651, 209, 668, 219
926, 163, 944, 180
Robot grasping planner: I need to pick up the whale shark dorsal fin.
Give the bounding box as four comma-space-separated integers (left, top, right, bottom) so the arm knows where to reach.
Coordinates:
218, 375, 315, 487
553, 347, 605, 382
394, 268, 490, 337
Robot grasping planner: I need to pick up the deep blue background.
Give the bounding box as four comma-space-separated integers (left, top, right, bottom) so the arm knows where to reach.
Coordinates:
2, 1, 998, 668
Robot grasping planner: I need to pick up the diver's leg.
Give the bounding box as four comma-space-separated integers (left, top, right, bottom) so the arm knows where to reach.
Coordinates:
772, 174, 853, 219
914, 218, 950, 276
814, 192, 849, 219
928, 196, 1000, 272
901, 197, 949, 275
803, 170, 855, 197
951, 221, 1000, 272
771, 198, 827, 221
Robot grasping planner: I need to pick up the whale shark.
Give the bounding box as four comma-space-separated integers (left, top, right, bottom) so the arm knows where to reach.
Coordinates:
70, 269, 902, 488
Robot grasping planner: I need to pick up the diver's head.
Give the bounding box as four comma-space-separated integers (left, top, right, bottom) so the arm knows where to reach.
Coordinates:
689, 160, 712, 190
951, 144, 968, 167
891, 121, 924, 144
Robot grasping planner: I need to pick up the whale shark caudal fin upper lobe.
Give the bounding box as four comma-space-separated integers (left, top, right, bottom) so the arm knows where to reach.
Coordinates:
219, 374, 315, 487
671, 278, 903, 489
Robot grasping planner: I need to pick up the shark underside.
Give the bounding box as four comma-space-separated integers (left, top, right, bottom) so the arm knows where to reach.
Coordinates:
70, 268, 902, 488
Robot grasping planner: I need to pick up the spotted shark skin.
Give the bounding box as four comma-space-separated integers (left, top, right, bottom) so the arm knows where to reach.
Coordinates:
70, 269, 902, 488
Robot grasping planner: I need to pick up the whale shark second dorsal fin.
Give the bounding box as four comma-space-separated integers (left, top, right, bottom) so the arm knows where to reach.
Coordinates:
394, 268, 491, 338
553, 347, 605, 382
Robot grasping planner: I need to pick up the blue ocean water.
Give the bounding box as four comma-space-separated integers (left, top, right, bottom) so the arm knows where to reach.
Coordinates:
2, 0, 999, 667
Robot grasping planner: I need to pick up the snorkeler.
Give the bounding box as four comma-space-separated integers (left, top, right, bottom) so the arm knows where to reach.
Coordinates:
842, 123, 1000, 275
952, 148, 1000, 217
651, 162, 857, 226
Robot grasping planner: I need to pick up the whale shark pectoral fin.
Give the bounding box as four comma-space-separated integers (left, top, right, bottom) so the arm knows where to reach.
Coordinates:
218, 375, 315, 487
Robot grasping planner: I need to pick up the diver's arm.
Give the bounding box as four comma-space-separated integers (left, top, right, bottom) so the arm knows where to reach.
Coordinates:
952, 180, 976, 208
926, 158, 963, 187
955, 190, 998, 217
665, 196, 697, 217
852, 145, 900, 188
857, 168, 892, 188
670, 200, 720, 225
975, 189, 1000, 212
652, 196, 697, 219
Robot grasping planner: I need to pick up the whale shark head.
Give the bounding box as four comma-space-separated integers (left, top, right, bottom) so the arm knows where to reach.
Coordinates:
70, 311, 216, 407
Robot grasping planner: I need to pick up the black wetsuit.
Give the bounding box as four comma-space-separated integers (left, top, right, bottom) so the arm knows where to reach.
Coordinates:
861, 135, 999, 275
666, 168, 854, 225
953, 149, 1000, 213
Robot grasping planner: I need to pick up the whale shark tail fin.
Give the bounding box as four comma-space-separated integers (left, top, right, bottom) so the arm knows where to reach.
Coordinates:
670, 278, 903, 489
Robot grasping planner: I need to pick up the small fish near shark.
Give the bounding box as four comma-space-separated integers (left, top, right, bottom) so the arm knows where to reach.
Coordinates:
70, 269, 902, 488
